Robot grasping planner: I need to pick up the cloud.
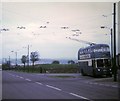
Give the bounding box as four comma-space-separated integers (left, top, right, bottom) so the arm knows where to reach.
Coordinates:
2, 2, 113, 59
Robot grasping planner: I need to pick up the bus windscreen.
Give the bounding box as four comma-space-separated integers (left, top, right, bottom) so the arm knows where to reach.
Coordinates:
97, 59, 111, 67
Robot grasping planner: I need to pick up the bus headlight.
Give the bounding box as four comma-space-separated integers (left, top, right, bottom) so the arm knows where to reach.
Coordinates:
98, 69, 101, 72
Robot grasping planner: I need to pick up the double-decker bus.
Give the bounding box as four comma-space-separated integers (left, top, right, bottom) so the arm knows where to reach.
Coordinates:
78, 44, 112, 77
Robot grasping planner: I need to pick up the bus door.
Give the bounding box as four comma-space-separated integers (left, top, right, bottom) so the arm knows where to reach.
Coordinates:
92, 60, 97, 68
87, 59, 93, 75
92, 60, 97, 75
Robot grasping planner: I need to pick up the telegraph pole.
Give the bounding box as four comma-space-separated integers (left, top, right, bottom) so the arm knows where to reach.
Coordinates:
113, 3, 117, 81
110, 28, 113, 60
15, 52, 17, 66
27, 45, 29, 66
9, 56, 10, 70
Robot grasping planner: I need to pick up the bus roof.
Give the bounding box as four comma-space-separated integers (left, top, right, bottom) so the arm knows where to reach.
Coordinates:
79, 44, 109, 51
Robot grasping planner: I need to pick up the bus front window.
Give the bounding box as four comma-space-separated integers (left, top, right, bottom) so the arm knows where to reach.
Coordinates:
97, 59, 104, 67
97, 59, 111, 67
104, 59, 111, 67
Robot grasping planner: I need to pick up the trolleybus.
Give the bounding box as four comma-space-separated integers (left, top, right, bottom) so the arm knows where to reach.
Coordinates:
78, 44, 112, 77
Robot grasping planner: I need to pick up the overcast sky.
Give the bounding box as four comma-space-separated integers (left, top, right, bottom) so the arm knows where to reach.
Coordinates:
1, 2, 118, 60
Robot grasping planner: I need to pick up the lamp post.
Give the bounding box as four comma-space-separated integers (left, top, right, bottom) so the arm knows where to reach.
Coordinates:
101, 3, 117, 81
101, 26, 113, 66
15, 52, 17, 66
8, 56, 11, 69
27, 45, 29, 66
113, 3, 117, 81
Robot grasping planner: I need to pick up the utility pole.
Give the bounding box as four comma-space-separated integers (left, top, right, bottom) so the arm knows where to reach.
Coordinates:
110, 28, 113, 60
27, 45, 29, 66
113, 3, 117, 82
110, 28, 113, 74
9, 56, 10, 70
15, 52, 17, 66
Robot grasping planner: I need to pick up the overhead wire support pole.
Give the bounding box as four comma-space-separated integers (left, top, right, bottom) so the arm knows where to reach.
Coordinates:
27, 45, 29, 66
9, 56, 10, 70
110, 28, 113, 60
113, 3, 117, 82
15, 52, 17, 66
110, 28, 114, 75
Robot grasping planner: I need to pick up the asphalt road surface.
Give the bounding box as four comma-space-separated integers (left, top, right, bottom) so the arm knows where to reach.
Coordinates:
2, 71, 119, 100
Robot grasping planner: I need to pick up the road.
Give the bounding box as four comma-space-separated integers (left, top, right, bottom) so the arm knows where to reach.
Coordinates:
2, 71, 119, 100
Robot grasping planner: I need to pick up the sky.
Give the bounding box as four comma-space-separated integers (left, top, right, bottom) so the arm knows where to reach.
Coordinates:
0, 1, 119, 60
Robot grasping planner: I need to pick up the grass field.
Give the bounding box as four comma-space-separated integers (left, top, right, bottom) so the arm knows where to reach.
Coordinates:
2, 64, 80, 73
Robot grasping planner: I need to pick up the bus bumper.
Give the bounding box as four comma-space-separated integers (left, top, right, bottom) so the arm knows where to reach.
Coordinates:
95, 68, 112, 76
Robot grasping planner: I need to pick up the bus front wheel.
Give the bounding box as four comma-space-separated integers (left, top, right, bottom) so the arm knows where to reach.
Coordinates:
81, 69, 86, 76
92, 69, 96, 77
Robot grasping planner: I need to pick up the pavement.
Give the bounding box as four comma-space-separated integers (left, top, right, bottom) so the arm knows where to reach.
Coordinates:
92, 70, 120, 85
39, 73, 119, 88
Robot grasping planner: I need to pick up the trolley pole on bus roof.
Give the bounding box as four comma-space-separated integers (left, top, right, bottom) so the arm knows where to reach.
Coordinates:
113, 3, 117, 82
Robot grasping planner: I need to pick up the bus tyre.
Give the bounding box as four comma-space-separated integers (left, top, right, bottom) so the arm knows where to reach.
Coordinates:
81, 69, 85, 76
109, 74, 112, 77
92, 69, 96, 77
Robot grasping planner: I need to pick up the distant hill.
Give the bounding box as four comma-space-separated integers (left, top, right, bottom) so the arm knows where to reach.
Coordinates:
1, 58, 78, 65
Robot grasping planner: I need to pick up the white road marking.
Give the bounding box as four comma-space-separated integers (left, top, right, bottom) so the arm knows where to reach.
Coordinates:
35, 82, 43, 85
25, 78, 31, 81
16, 75, 20, 78
9, 73, 15, 77
10, 74, 24, 79
111, 85, 118, 88
69, 93, 89, 100
11, 74, 15, 77
46, 85, 61, 91
93, 83, 98, 85
19, 77, 24, 79
89, 82, 94, 85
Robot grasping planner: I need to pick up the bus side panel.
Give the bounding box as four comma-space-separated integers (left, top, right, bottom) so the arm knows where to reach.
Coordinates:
79, 61, 88, 75
79, 61, 93, 76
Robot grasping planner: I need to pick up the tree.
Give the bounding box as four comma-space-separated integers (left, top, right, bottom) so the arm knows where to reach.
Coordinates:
52, 60, 60, 64
21, 55, 27, 68
30, 51, 39, 67
68, 60, 75, 64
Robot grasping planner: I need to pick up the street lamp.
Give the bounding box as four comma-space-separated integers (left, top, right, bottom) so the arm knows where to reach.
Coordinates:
101, 26, 113, 72
101, 26, 113, 59
101, 26, 115, 79
113, 3, 117, 81
101, 3, 117, 81
27, 45, 29, 66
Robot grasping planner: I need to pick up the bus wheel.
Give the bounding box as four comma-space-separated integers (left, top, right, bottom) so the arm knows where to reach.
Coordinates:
108, 74, 112, 77
92, 69, 96, 77
81, 69, 85, 76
